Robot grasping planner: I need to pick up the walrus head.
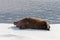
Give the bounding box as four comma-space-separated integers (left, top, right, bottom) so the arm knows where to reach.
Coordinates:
42, 21, 50, 31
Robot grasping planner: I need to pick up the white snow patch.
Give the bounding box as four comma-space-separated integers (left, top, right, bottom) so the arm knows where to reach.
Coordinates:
0, 23, 60, 40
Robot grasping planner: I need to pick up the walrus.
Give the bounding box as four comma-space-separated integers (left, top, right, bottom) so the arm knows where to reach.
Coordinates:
14, 17, 50, 30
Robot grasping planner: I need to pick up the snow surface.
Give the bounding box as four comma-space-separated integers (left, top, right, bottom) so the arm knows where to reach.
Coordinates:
0, 23, 60, 40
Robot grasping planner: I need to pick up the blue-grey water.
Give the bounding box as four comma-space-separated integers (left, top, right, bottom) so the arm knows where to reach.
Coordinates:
0, 0, 60, 24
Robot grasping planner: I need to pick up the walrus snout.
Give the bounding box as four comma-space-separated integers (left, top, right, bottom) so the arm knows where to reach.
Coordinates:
44, 25, 50, 31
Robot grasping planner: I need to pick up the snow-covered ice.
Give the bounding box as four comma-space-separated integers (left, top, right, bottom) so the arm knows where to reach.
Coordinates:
0, 23, 60, 40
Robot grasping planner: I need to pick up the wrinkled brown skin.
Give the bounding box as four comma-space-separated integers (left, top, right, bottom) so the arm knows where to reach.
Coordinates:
14, 17, 50, 31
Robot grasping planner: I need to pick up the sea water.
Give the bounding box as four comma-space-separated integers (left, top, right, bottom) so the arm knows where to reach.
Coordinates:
0, 0, 60, 24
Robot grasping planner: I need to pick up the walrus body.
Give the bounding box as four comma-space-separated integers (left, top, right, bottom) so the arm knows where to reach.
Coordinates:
14, 17, 50, 30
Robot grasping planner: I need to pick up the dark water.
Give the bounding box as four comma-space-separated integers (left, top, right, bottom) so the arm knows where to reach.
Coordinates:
0, 0, 60, 24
